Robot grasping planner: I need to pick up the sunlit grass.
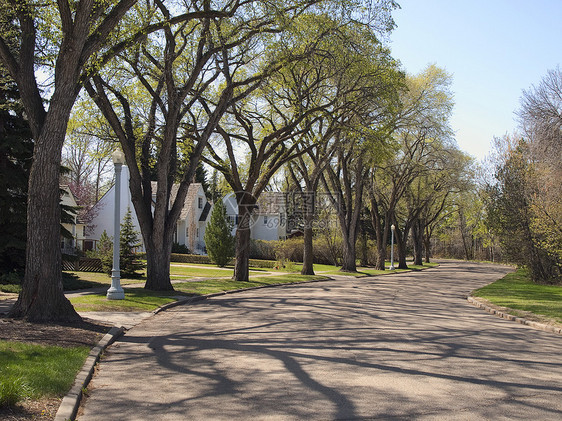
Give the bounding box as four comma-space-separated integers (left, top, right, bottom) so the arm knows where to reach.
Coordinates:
318, 262, 438, 277
63, 271, 144, 288
169, 266, 234, 278
173, 274, 327, 295
473, 267, 562, 323
0, 341, 90, 407
69, 289, 182, 312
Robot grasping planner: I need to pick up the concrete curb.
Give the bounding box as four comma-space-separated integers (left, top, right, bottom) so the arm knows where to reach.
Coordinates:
467, 295, 562, 335
54, 326, 125, 421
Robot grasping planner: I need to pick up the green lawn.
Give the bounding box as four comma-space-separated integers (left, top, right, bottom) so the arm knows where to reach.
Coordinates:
0, 341, 90, 407
69, 273, 327, 312
170, 266, 234, 278
318, 262, 438, 277
69, 289, 182, 312
472, 267, 562, 324
174, 273, 327, 295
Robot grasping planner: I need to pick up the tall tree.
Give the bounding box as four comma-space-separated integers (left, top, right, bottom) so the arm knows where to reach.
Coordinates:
0, 0, 141, 321
516, 67, 562, 282
202, 13, 397, 280
0, 72, 33, 276
286, 19, 400, 275
86, 0, 323, 290
369, 65, 454, 269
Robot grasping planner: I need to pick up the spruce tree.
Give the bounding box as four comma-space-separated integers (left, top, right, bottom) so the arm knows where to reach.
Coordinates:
204, 200, 234, 267
119, 208, 145, 277
0, 72, 33, 278
97, 230, 114, 275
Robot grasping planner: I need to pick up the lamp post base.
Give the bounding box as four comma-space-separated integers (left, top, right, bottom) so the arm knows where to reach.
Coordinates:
107, 284, 125, 300
107, 270, 125, 300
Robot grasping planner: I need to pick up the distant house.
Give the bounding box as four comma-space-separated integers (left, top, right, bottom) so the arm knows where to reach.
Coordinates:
84, 165, 211, 254
223, 192, 288, 241
60, 185, 85, 255
166, 181, 211, 254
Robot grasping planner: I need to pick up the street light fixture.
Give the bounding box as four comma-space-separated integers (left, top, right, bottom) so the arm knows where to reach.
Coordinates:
107, 149, 125, 300
390, 224, 395, 270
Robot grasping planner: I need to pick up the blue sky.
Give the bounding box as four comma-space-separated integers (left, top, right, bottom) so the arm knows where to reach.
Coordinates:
387, 0, 562, 161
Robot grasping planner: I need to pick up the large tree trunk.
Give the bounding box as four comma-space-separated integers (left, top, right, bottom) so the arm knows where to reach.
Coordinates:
301, 222, 315, 275
340, 234, 357, 272
394, 225, 410, 270
144, 237, 174, 291
233, 202, 253, 282
370, 205, 387, 271
412, 218, 423, 266
359, 224, 368, 267
423, 228, 432, 263
9, 104, 80, 322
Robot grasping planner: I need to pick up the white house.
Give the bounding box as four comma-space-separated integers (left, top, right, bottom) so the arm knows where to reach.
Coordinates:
166, 181, 211, 254
84, 165, 211, 254
60, 185, 86, 254
223, 192, 288, 241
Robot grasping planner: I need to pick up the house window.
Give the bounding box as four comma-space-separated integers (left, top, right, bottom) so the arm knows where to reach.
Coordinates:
198, 197, 203, 209
196, 228, 200, 238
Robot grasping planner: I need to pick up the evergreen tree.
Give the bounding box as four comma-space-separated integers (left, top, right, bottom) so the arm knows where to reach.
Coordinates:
209, 169, 223, 203
119, 208, 145, 277
204, 200, 234, 267
97, 230, 114, 275
195, 161, 210, 197
0, 72, 33, 278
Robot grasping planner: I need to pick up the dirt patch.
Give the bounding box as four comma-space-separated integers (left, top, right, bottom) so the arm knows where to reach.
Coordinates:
0, 398, 60, 421
1, 312, 112, 420
0, 316, 111, 348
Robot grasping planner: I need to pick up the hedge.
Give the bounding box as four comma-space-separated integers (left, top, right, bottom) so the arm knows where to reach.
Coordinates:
166, 253, 277, 268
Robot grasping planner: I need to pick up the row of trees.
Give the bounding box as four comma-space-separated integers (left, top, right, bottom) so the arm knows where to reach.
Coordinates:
483, 68, 562, 284
0, 0, 404, 321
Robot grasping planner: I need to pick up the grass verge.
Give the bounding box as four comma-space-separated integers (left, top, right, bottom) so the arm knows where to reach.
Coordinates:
174, 273, 327, 295
0, 341, 89, 407
70, 273, 328, 312
320, 262, 438, 277
472, 267, 562, 324
69, 289, 182, 312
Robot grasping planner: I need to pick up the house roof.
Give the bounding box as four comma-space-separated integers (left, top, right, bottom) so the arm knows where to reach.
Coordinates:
150, 182, 203, 221
256, 192, 286, 215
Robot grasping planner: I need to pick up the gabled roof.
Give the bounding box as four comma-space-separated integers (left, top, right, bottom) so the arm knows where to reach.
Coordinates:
150, 182, 204, 221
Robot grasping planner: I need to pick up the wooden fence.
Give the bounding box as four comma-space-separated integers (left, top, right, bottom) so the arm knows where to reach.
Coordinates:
62, 258, 104, 272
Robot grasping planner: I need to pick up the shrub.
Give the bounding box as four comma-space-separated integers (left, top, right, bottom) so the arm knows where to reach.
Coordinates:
0, 271, 21, 285
274, 238, 303, 267
95, 230, 113, 275
172, 242, 190, 254
250, 239, 277, 260
170, 253, 211, 264
204, 200, 235, 267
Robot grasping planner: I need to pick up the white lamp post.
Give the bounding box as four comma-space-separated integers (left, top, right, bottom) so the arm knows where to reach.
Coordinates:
107, 149, 125, 300
390, 224, 395, 270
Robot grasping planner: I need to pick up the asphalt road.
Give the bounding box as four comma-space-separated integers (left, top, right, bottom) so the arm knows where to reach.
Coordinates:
79, 261, 562, 420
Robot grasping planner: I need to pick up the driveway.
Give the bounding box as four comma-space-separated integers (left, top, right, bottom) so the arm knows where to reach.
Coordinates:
79, 261, 562, 420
